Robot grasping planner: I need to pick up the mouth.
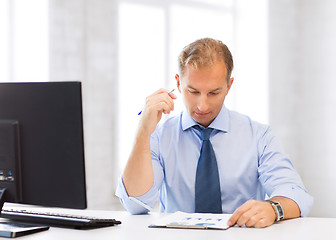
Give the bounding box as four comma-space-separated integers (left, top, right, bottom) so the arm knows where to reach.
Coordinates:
194, 111, 211, 117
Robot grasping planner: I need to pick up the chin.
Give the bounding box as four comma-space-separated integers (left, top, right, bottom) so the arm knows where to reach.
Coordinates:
200, 116, 217, 127
194, 117, 211, 128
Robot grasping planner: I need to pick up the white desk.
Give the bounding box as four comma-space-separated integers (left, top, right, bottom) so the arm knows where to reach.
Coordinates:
1, 206, 336, 240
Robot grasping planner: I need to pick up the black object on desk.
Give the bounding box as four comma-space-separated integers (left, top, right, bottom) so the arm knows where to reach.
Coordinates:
1, 208, 121, 229
0, 82, 121, 231
0, 82, 87, 210
0, 220, 49, 238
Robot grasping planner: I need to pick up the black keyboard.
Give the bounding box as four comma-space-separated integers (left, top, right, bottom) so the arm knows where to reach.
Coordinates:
0, 208, 121, 229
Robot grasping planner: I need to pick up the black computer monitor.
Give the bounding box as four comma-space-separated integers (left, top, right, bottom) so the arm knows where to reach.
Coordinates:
0, 81, 87, 210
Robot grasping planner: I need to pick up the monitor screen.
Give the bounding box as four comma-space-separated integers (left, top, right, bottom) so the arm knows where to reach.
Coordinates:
0, 81, 87, 209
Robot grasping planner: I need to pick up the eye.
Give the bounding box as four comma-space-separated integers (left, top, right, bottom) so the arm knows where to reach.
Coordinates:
189, 90, 199, 95
209, 92, 219, 96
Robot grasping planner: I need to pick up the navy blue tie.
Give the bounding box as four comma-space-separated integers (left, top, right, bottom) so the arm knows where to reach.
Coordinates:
195, 127, 222, 213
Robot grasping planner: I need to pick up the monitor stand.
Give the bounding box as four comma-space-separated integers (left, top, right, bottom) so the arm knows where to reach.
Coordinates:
0, 121, 50, 237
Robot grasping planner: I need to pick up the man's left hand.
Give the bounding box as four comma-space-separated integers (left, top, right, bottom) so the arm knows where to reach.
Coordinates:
227, 200, 276, 228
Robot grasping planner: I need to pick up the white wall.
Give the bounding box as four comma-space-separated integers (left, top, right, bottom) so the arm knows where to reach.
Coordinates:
269, 0, 336, 217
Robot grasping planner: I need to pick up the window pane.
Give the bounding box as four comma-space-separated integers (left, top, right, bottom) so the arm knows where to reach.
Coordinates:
169, 4, 234, 114
13, 0, 49, 82
187, 0, 233, 8
232, 0, 268, 123
118, 3, 165, 169
117, 0, 268, 173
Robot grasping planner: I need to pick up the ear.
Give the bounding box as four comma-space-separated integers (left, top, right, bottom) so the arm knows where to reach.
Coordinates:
227, 77, 234, 93
175, 74, 181, 93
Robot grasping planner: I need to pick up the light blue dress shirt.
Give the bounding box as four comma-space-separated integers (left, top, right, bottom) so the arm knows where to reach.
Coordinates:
116, 105, 313, 216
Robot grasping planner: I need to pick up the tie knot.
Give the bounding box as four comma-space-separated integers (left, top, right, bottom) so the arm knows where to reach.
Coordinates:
194, 125, 213, 141
202, 128, 213, 140
193, 126, 213, 140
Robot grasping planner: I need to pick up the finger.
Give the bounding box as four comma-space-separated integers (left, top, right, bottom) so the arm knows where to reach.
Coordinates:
228, 204, 251, 226
153, 88, 170, 95
154, 97, 174, 114
153, 88, 176, 99
240, 201, 275, 228
245, 213, 262, 228
236, 207, 258, 227
255, 203, 276, 228
159, 89, 177, 103
153, 101, 173, 115
227, 200, 257, 227
157, 93, 175, 112
146, 92, 174, 112
254, 217, 273, 228
228, 209, 243, 227
168, 92, 177, 100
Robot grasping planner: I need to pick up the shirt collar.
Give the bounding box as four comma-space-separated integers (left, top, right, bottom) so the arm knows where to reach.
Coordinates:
181, 104, 230, 132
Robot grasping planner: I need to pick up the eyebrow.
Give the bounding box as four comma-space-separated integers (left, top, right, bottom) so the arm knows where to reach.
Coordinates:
209, 88, 223, 92
187, 86, 223, 92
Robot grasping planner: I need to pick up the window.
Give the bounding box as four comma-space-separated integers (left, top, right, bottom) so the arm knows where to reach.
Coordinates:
118, 0, 241, 171
1, 0, 268, 201
0, 0, 49, 82
118, 0, 268, 172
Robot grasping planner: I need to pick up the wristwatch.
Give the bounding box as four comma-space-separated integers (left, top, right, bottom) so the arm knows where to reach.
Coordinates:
265, 200, 284, 222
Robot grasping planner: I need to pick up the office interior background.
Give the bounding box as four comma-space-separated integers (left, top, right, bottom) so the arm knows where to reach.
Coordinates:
0, 0, 335, 217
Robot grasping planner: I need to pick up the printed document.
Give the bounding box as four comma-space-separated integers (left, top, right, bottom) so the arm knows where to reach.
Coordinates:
149, 211, 232, 230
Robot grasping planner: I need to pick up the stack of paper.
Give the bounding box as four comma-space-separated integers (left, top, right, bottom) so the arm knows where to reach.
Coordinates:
149, 211, 232, 230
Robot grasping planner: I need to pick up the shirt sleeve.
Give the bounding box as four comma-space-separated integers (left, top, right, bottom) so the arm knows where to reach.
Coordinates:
257, 126, 314, 217
115, 131, 164, 214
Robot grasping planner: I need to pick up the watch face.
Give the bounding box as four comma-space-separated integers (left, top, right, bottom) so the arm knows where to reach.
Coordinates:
274, 203, 284, 221
265, 200, 284, 221
276, 204, 284, 219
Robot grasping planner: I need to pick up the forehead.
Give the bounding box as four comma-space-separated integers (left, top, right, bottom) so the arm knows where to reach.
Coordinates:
181, 61, 228, 89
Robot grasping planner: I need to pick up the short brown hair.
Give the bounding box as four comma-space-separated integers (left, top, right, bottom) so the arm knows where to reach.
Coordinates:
178, 38, 234, 82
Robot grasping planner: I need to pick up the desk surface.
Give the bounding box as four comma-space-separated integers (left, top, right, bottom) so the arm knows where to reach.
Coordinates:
1, 205, 336, 240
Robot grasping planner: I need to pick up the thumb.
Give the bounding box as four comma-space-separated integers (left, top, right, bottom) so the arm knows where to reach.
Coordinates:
169, 92, 177, 100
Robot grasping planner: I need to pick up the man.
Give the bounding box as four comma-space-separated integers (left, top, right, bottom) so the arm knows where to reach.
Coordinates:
116, 38, 313, 228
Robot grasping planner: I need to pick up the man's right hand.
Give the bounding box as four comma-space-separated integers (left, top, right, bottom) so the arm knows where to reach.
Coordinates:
138, 88, 176, 136
122, 88, 176, 198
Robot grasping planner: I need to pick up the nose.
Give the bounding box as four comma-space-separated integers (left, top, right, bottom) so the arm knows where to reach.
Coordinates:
197, 94, 209, 112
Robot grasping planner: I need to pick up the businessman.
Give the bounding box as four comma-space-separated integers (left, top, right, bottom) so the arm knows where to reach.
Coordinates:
116, 38, 313, 228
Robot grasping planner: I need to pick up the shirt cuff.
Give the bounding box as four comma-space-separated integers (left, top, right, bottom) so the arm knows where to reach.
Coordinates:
115, 176, 158, 215
270, 184, 314, 217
